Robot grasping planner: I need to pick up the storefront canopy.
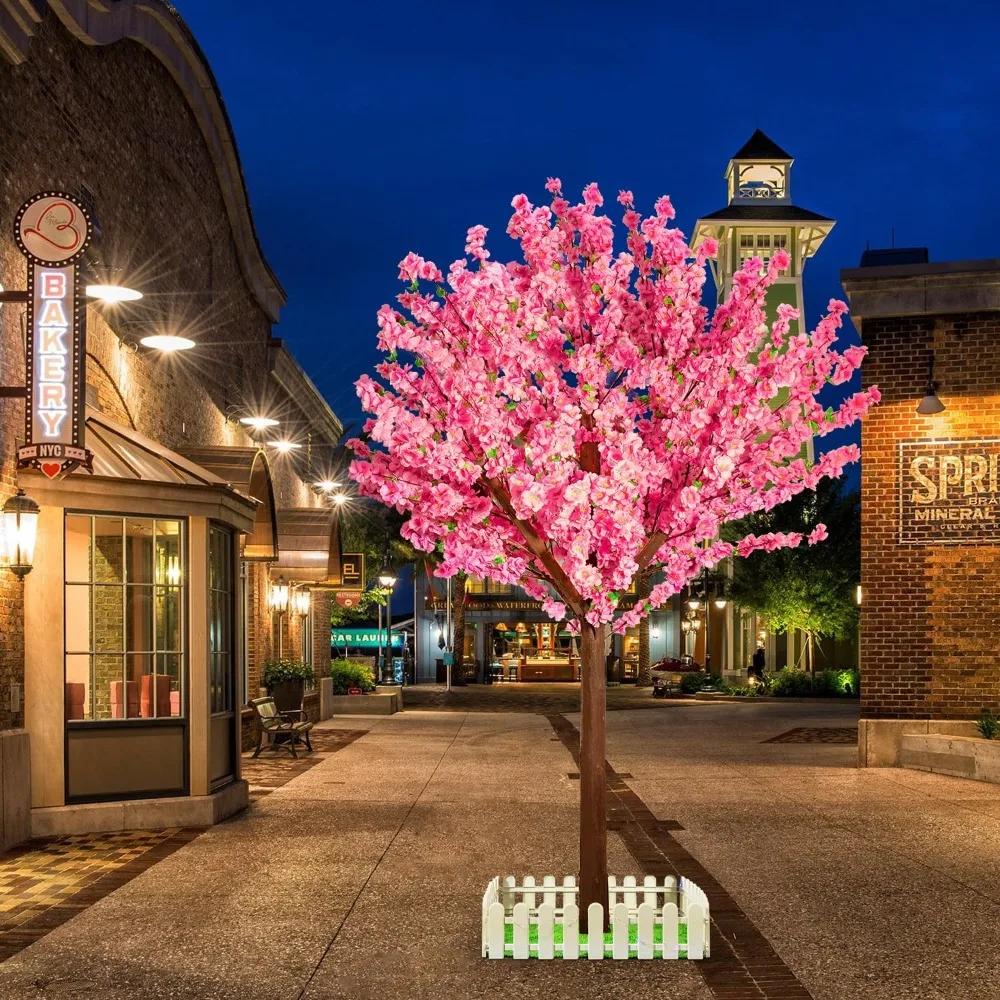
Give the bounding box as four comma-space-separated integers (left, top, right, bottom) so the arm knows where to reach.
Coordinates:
273, 507, 344, 585
22, 411, 258, 535
181, 447, 278, 561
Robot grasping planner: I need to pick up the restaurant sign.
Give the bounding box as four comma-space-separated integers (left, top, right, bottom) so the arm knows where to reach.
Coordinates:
899, 439, 1000, 544
332, 628, 402, 649
14, 192, 93, 479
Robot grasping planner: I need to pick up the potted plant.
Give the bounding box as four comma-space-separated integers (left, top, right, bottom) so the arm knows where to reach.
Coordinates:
263, 659, 315, 713
330, 659, 376, 696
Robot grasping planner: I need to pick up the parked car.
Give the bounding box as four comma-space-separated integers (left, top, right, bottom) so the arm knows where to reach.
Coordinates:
651, 657, 702, 698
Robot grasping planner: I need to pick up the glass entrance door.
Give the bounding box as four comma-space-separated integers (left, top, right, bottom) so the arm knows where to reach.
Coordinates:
209, 525, 237, 787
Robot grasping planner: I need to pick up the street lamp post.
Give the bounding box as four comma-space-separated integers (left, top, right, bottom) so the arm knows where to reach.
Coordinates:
378, 562, 397, 685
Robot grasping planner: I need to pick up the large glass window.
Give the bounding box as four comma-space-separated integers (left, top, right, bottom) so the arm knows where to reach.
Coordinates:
738, 231, 789, 274
65, 515, 185, 721
209, 526, 235, 714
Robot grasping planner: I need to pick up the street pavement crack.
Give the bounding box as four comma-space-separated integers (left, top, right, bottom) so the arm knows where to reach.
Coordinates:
293, 712, 470, 1000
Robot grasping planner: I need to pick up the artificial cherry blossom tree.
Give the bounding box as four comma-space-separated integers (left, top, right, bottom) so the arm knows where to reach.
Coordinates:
350, 181, 878, 915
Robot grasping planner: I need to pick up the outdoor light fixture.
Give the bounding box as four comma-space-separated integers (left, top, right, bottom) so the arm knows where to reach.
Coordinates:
239, 416, 279, 431
687, 598, 702, 610
1, 489, 40, 579
269, 440, 302, 454
139, 334, 195, 353
378, 563, 397, 588
268, 576, 290, 615
86, 284, 142, 303
166, 556, 181, 586
332, 492, 348, 506
856, 584, 863, 606
314, 479, 339, 492
916, 351, 946, 415
292, 589, 311, 617
714, 598, 727, 610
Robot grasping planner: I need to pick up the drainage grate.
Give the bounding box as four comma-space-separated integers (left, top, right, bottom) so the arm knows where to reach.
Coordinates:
762, 727, 858, 745
34, 980, 96, 994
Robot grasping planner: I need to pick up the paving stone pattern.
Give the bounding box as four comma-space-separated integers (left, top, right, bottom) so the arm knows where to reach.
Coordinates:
547, 713, 813, 1000
761, 727, 859, 745
0, 829, 201, 963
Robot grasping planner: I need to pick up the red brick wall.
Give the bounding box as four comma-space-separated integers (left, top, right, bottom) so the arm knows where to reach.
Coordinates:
860, 311, 1000, 719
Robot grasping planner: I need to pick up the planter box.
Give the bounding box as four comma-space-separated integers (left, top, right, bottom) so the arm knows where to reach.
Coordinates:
328, 692, 398, 716
482, 875, 709, 961
901, 733, 1000, 783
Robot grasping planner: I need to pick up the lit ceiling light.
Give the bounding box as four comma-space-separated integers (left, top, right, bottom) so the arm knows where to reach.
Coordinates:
269, 440, 302, 454
332, 492, 348, 505
140, 334, 195, 352
240, 416, 280, 431
86, 284, 143, 304
314, 479, 339, 492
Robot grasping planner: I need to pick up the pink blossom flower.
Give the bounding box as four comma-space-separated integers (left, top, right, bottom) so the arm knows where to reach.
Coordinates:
807, 524, 829, 545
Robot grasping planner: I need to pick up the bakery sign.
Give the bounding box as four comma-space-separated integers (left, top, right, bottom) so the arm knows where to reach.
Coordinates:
14, 192, 93, 479
899, 439, 1000, 544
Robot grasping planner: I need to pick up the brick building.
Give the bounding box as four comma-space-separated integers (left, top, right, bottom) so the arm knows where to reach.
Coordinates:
841, 258, 1000, 765
0, 2, 342, 845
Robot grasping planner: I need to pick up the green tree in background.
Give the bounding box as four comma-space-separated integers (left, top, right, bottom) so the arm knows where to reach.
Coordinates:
724, 479, 860, 673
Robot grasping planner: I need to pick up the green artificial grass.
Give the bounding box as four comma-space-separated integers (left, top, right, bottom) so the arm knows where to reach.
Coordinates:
502, 919, 689, 957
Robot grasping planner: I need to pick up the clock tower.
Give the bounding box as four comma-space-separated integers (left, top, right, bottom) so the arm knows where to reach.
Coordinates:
692, 130, 834, 334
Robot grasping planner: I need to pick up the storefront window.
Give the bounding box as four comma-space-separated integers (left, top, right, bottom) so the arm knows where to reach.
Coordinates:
65, 515, 186, 721
301, 603, 314, 667
209, 526, 235, 714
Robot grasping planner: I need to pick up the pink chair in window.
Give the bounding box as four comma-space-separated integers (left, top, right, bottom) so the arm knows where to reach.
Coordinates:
65, 683, 85, 721
141, 675, 171, 718
110, 681, 139, 719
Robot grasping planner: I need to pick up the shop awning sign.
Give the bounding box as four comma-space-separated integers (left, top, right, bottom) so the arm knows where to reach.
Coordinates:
14, 192, 93, 479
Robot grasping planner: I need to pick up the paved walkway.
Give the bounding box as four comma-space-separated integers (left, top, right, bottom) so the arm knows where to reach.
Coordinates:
0, 701, 997, 999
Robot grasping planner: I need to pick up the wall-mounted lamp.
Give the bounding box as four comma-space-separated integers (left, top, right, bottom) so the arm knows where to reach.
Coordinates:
687, 598, 702, 611
139, 334, 195, 353
713, 598, 728, 610
916, 350, 946, 415
268, 575, 290, 615
856, 584, 862, 606
269, 440, 302, 454
86, 284, 143, 304
292, 589, 311, 617
1, 489, 39, 579
240, 415, 279, 432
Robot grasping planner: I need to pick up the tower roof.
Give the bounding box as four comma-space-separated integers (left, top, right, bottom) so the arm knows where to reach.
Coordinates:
698, 204, 832, 223
731, 129, 792, 161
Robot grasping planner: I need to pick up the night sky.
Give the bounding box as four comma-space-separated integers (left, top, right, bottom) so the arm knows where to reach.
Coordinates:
182, 0, 999, 469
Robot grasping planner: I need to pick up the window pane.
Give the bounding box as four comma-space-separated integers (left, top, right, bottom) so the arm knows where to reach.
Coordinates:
93, 518, 123, 583
95, 654, 125, 719
65, 585, 92, 653
65, 516, 93, 583
156, 521, 183, 586
157, 655, 182, 717
156, 587, 183, 652
126, 586, 154, 652
125, 519, 154, 584
66, 655, 91, 720
94, 587, 124, 652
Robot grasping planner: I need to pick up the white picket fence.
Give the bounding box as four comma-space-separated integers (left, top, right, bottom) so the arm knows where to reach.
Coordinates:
481, 874, 710, 960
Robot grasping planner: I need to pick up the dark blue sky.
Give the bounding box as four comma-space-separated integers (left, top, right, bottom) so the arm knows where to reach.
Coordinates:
182, 0, 999, 454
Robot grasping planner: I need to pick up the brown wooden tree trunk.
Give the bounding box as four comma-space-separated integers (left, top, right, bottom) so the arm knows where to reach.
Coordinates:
578, 619, 608, 925
636, 571, 652, 686
452, 571, 467, 684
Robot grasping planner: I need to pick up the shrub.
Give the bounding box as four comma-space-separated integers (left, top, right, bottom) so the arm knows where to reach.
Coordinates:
768, 668, 814, 697
977, 712, 1000, 740
679, 671, 708, 694
263, 659, 315, 690
812, 669, 841, 697
330, 659, 376, 695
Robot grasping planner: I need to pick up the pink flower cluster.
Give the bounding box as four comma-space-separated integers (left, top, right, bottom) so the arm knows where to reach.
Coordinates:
350, 183, 878, 630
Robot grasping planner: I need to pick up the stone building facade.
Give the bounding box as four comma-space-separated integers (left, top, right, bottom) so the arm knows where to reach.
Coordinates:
842, 259, 1000, 765
0, 1, 341, 844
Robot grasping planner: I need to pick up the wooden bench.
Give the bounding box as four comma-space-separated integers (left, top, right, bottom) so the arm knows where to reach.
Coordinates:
249, 696, 314, 758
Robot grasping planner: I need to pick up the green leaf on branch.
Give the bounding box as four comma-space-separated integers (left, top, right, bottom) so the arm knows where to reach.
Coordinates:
505, 401, 517, 411
487, 447, 498, 458
435, 286, 447, 299
526, 331, 539, 341
592, 283, 602, 294
408, 279, 419, 292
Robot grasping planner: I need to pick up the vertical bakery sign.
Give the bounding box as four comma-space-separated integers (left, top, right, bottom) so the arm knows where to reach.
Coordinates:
14, 192, 93, 479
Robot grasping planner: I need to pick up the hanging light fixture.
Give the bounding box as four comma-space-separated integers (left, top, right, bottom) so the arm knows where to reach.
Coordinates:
916, 350, 946, 415
378, 563, 397, 589
268, 575, 290, 614
1, 489, 40, 579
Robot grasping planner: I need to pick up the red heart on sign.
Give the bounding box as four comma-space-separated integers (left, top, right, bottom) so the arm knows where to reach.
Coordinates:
25, 201, 81, 252
40, 462, 62, 479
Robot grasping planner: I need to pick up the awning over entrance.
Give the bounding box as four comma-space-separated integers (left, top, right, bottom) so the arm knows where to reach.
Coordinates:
181, 447, 278, 561
273, 507, 344, 585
